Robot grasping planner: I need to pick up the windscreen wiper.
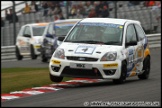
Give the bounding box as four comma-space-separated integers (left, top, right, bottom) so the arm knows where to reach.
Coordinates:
68, 40, 104, 44
57, 35, 66, 37
104, 41, 121, 45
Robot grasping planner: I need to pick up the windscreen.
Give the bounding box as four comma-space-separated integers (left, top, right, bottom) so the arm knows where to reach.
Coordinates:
65, 22, 124, 45
32, 26, 46, 36
54, 22, 77, 36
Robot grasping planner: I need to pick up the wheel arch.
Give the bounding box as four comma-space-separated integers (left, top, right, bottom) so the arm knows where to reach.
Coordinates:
30, 44, 37, 55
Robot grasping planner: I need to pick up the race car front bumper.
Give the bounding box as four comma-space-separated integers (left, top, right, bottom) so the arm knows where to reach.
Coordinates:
49, 58, 122, 79
34, 44, 41, 55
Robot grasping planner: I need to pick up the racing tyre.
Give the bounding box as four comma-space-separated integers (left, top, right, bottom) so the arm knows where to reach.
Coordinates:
15, 46, 23, 60
41, 54, 48, 62
113, 61, 127, 84
138, 56, 150, 79
49, 73, 63, 83
30, 45, 37, 59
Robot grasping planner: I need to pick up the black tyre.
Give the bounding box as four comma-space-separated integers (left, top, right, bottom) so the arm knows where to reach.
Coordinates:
30, 45, 37, 59
138, 56, 150, 79
113, 61, 127, 84
15, 46, 23, 60
41, 54, 48, 62
49, 73, 63, 83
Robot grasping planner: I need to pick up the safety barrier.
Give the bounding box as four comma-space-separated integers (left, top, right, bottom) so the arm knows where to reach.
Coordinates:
1, 33, 161, 61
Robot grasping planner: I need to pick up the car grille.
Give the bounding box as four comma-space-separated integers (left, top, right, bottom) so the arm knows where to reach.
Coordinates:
61, 66, 103, 78
66, 56, 98, 61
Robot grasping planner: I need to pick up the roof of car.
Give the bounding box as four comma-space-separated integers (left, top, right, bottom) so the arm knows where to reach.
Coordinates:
25, 23, 49, 26
54, 19, 81, 23
80, 18, 140, 25
47, 19, 81, 25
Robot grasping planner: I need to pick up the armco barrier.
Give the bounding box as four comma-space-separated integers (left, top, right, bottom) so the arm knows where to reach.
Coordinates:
1, 33, 161, 61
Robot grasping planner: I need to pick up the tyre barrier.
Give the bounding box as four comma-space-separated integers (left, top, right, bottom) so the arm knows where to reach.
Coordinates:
1, 33, 161, 61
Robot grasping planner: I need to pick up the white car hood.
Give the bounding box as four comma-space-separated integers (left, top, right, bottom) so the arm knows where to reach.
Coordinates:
59, 42, 123, 58
33, 36, 43, 40
32, 36, 43, 44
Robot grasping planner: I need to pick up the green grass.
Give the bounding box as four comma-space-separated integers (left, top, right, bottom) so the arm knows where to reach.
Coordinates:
1, 68, 72, 94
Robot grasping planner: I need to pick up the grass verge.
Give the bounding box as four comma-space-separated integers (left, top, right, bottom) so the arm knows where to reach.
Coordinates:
1, 68, 72, 94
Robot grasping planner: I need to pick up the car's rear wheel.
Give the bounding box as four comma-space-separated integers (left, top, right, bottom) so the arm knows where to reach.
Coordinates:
49, 73, 63, 83
138, 56, 150, 79
30, 45, 37, 59
15, 46, 23, 60
113, 61, 127, 84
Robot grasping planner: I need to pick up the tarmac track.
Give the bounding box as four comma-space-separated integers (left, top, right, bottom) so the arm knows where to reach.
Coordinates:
1, 48, 161, 107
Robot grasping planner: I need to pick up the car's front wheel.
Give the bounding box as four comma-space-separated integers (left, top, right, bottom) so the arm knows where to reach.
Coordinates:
41, 53, 48, 62
49, 73, 63, 83
15, 46, 23, 60
30, 45, 37, 59
113, 61, 127, 84
138, 56, 150, 79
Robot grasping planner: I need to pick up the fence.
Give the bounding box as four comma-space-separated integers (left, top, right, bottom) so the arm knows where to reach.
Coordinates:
1, 33, 161, 61
1, 1, 161, 46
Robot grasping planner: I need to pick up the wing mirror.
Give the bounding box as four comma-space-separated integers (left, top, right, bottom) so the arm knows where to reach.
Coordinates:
24, 34, 31, 38
46, 34, 53, 38
126, 41, 137, 47
58, 36, 65, 42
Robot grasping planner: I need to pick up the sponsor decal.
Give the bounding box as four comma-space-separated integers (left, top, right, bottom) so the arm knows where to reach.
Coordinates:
129, 71, 137, 77
144, 46, 150, 58
18, 40, 26, 45
51, 60, 60, 64
103, 63, 118, 68
119, 25, 123, 29
34, 45, 41, 48
128, 49, 134, 55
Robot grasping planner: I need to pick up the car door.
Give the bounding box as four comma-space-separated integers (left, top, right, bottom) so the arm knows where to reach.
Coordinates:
44, 23, 55, 54
125, 24, 138, 74
133, 24, 145, 72
20, 26, 32, 54
16, 26, 25, 54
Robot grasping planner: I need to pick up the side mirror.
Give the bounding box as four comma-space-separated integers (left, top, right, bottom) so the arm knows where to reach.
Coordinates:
126, 41, 137, 47
58, 36, 65, 42
46, 34, 53, 38
24, 34, 31, 38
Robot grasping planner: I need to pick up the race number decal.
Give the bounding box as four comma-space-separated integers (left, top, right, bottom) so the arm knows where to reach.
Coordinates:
75, 46, 96, 54
128, 54, 134, 68
127, 48, 135, 71
134, 46, 144, 63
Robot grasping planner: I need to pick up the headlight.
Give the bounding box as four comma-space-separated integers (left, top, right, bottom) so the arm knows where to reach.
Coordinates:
35, 38, 42, 44
51, 39, 55, 44
53, 48, 65, 59
101, 52, 117, 61
44, 38, 54, 45
48, 39, 54, 45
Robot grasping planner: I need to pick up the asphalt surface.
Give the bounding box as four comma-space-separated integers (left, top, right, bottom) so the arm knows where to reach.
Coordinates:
1, 56, 49, 68
1, 48, 161, 107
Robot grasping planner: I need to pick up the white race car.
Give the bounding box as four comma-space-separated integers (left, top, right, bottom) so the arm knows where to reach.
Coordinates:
49, 18, 151, 84
15, 23, 48, 60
